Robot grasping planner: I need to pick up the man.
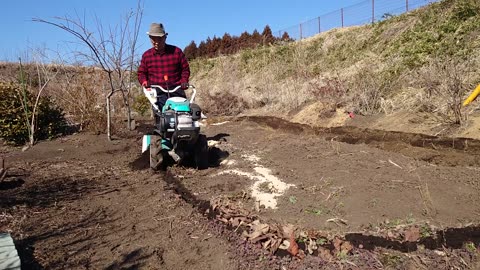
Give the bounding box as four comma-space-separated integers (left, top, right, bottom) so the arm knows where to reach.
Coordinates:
138, 22, 190, 110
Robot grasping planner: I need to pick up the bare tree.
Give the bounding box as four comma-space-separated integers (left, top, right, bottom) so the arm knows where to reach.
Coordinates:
30, 51, 60, 145
32, 0, 144, 140
125, 0, 143, 131
18, 52, 59, 146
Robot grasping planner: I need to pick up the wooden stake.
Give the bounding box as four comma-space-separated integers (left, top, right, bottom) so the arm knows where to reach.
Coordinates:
0, 157, 6, 182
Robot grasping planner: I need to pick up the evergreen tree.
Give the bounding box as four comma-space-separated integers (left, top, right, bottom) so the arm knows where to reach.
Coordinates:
184, 40, 198, 60
198, 41, 207, 58
238, 31, 252, 51
281, 32, 293, 42
220, 33, 233, 54
210, 36, 222, 56
261, 25, 276, 45
251, 29, 262, 48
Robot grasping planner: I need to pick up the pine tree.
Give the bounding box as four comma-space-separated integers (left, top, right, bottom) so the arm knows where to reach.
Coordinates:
220, 33, 233, 54
281, 32, 293, 42
261, 25, 276, 45
184, 40, 198, 60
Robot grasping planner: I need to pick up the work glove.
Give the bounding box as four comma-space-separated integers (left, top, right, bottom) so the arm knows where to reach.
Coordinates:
181, 82, 189, 90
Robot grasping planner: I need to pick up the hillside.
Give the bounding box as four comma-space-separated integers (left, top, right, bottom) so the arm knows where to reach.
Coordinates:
189, 0, 480, 139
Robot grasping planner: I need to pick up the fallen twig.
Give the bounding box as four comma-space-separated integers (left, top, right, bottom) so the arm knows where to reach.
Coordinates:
96, 188, 120, 196
201, 235, 213, 241
459, 257, 469, 269
326, 218, 348, 226
234, 220, 245, 232
169, 219, 173, 241
388, 159, 403, 169
153, 215, 176, 222
0, 157, 6, 182
344, 260, 358, 268
0, 168, 6, 182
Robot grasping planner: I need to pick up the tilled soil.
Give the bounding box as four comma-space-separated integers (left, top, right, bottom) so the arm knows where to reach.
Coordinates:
1, 116, 479, 269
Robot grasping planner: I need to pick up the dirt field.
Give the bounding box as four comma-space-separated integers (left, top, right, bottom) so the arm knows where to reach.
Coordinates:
1, 116, 480, 269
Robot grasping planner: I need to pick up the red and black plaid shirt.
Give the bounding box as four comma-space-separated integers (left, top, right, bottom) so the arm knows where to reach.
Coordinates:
137, 44, 190, 89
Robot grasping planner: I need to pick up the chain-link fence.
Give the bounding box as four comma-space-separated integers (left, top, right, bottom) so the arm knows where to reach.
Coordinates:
275, 0, 439, 40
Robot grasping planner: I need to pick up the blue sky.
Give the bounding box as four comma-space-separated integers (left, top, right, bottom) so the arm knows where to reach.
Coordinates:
1, 0, 366, 62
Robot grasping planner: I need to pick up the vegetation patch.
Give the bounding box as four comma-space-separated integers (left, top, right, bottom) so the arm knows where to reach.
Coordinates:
190, 0, 480, 129
0, 82, 66, 145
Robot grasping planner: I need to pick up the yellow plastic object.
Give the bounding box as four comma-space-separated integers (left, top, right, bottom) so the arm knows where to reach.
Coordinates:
463, 84, 480, 106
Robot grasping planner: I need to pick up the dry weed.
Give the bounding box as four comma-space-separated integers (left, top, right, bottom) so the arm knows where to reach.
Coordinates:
416, 176, 437, 218
346, 68, 388, 115
309, 76, 347, 106
201, 90, 249, 116
415, 58, 475, 124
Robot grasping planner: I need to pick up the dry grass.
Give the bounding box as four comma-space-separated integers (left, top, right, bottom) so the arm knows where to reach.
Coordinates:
200, 90, 250, 116
190, 0, 480, 131
414, 58, 476, 124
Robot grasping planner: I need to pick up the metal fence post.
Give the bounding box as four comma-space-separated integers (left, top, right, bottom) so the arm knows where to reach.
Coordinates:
300, 23, 303, 40
372, 0, 375, 23
318, 17, 321, 34
406, 0, 409, 11
341, 8, 344, 27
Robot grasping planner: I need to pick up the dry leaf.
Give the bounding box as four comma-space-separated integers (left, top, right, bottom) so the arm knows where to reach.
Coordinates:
387, 231, 398, 239
287, 231, 299, 256
318, 247, 334, 261
230, 216, 247, 227
262, 239, 272, 249
270, 238, 283, 253
282, 224, 295, 238
341, 241, 353, 253
333, 237, 343, 252
306, 238, 318, 255
297, 249, 306, 260
404, 227, 421, 242
244, 221, 269, 240
279, 239, 290, 250
250, 234, 271, 243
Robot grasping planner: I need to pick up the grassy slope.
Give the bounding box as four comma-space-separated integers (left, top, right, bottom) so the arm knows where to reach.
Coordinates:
190, 0, 480, 138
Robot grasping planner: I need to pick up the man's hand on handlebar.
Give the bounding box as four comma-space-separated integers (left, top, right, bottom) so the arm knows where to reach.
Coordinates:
142, 81, 151, 91
181, 82, 189, 90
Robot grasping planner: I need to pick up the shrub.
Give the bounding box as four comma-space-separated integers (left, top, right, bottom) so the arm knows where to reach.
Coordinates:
132, 93, 150, 116
50, 69, 107, 132
310, 77, 347, 106
0, 82, 67, 145
346, 69, 387, 115
416, 58, 472, 124
35, 97, 67, 140
0, 83, 29, 144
